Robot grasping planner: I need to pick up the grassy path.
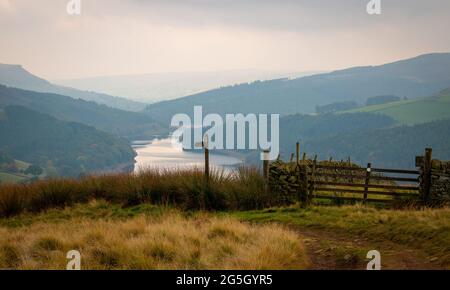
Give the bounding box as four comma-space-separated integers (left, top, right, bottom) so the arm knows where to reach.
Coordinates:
233, 205, 450, 270
294, 227, 440, 270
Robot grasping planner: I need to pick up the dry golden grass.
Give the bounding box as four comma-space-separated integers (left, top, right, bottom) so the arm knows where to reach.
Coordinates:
0, 210, 308, 270
237, 204, 450, 266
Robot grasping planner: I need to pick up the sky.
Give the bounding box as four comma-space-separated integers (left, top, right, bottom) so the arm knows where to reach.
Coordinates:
1, 0, 450, 79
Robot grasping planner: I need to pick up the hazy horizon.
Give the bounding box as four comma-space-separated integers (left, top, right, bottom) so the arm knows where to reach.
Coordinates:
52, 68, 323, 103
1, 0, 450, 79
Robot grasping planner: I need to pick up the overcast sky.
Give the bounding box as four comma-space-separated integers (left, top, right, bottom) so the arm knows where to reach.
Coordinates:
1, 0, 450, 79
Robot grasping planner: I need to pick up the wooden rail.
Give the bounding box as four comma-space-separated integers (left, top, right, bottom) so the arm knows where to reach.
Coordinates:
372, 168, 420, 175
312, 181, 419, 191
312, 187, 419, 197
306, 161, 421, 202
313, 195, 400, 203
265, 146, 434, 204
308, 172, 419, 183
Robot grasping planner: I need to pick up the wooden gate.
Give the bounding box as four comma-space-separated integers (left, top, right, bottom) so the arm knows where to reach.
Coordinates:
266, 145, 434, 204
307, 161, 421, 203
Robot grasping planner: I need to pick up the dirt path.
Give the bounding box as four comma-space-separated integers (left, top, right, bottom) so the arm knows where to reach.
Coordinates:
292, 227, 443, 270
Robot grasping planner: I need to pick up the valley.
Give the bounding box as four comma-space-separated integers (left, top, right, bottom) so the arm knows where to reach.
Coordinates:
1, 0, 450, 275
2, 53, 450, 180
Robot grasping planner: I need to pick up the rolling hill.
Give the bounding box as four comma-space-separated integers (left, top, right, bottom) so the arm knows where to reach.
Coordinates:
0, 63, 146, 112
345, 88, 450, 125
0, 85, 166, 139
0, 106, 136, 177
144, 53, 450, 124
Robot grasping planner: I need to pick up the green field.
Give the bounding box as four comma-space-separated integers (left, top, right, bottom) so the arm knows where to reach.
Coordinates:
0, 160, 46, 184
14, 160, 30, 171
0, 172, 30, 184
345, 89, 450, 125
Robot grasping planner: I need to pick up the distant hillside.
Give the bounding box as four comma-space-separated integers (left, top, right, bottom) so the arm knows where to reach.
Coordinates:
0, 85, 166, 139
301, 119, 450, 169
346, 88, 450, 125
0, 106, 136, 177
235, 112, 450, 169
55, 70, 319, 103
279, 113, 396, 151
235, 112, 396, 165
0, 64, 146, 111
144, 53, 450, 124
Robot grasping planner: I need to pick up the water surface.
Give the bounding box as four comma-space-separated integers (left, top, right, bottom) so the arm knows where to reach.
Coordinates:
133, 138, 243, 173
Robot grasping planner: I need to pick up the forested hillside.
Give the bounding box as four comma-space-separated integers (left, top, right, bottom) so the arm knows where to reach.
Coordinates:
0, 85, 166, 139
0, 106, 136, 177
300, 119, 450, 168
279, 113, 396, 146
233, 112, 449, 169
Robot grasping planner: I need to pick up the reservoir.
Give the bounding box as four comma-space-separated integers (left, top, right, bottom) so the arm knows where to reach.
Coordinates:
133, 138, 243, 173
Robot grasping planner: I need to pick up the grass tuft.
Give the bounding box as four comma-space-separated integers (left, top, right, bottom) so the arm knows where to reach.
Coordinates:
0, 210, 308, 270
0, 168, 280, 218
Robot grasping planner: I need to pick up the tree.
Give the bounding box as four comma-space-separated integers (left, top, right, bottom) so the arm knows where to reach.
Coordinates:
24, 164, 44, 176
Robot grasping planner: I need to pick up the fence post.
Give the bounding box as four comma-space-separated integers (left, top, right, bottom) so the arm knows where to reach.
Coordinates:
263, 150, 270, 181
308, 159, 317, 203
203, 135, 210, 182
364, 163, 372, 204
422, 148, 433, 203
296, 142, 300, 165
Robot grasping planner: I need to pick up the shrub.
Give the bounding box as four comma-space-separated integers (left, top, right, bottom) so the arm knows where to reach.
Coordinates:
0, 244, 21, 268
0, 185, 26, 217
33, 237, 64, 251
28, 179, 82, 212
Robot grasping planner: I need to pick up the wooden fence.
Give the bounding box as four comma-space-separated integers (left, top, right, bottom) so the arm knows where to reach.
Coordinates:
265, 145, 434, 204
197, 139, 436, 204
307, 161, 421, 203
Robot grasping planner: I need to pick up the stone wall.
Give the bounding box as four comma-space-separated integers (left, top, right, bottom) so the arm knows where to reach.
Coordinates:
268, 159, 364, 203
430, 160, 450, 201
268, 160, 308, 204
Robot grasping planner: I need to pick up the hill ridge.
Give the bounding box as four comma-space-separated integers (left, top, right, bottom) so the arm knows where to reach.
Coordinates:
144, 53, 450, 124
0, 63, 146, 112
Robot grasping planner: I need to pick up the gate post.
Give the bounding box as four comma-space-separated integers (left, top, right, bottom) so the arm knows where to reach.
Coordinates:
422, 148, 433, 203
364, 163, 372, 204
308, 159, 317, 203
204, 135, 210, 182
263, 150, 270, 181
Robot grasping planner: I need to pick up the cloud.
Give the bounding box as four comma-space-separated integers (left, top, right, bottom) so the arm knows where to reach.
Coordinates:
0, 0, 449, 79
